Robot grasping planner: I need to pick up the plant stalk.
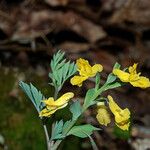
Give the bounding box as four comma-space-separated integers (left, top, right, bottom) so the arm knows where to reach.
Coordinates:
51, 85, 106, 149
50, 82, 107, 150
43, 124, 51, 150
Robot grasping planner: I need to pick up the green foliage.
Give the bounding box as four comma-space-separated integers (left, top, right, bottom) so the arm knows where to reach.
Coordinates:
113, 62, 121, 70
104, 82, 124, 90
62, 120, 72, 134
82, 88, 96, 111
70, 101, 82, 120
51, 120, 65, 140
106, 62, 121, 84
67, 124, 100, 138
95, 74, 101, 90
106, 73, 117, 84
49, 50, 77, 90
104, 62, 123, 90
19, 81, 45, 112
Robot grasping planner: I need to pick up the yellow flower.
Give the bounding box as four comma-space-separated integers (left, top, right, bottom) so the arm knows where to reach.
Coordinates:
113, 63, 150, 88
107, 95, 130, 131
71, 58, 103, 87
39, 92, 74, 117
96, 102, 111, 126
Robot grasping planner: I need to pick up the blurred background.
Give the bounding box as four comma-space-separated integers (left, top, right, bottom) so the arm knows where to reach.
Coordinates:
0, 0, 150, 149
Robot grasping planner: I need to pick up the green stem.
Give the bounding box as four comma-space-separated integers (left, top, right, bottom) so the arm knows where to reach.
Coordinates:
51, 85, 106, 150
54, 86, 59, 100
43, 124, 51, 150
94, 84, 107, 99
49, 85, 62, 149
51, 84, 107, 150
82, 84, 106, 112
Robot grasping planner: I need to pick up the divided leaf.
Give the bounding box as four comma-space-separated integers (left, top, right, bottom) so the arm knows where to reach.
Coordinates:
19, 81, 45, 112
49, 50, 77, 89
67, 124, 100, 138
51, 120, 64, 140
70, 101, 82, 120
62, 120, 72, 134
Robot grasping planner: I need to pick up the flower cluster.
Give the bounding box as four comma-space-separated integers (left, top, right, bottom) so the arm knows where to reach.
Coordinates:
39, 57, 150, 131
96, 96, 130, 130
70, 59, 150, 131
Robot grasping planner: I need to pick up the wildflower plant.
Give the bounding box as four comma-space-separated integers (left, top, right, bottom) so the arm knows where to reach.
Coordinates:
19, 50, 150, 150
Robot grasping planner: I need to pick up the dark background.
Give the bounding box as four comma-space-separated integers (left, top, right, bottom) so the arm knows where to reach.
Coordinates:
0, 0, 150, 149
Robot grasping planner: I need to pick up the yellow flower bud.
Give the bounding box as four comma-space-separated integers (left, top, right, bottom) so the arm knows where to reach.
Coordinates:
96, 102, 111, 126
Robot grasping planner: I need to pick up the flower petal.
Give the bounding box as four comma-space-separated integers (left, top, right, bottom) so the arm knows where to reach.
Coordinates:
108, 95, 130, 131
53, 92, 74, 106
70, 75, 88, 87
129, 63, 138, 74
76, 58, 90, 71
130, 76, 150, 88
115, 108, 130, 123
42, 97, 55, 106
116, 121, 130, 131
91, 64, 103, 77
39, 108, 57, 117
113, 69, 130, 82
77, 59, 92, 76
107, 95, 122, 114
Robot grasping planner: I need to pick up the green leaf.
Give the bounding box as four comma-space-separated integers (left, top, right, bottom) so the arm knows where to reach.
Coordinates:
113, 62, 121, 69
95, 74, 100, 90
51, 50, 65, 71
83, 88, 96, 111
19, 81, 45, 112
67, 124, 100, 138
49, 50, 77, 89
105, 62, 121, 84
66, 62, 77, 79
104, 82, 124, 91
30, 83, 43, 109
62, 120, 72, 133
51, 120, 64, 140
55, 59, 66, 71
70, 101, 82, 120
106, 73, 116, 84
62, 61, 70, 80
